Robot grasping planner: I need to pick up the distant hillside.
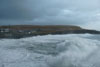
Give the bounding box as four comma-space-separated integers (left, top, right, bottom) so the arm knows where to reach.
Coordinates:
0, 25, 100, 39
0, 25, 82, 30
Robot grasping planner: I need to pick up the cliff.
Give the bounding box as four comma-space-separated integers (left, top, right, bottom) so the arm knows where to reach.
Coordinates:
0, 25, 100, 39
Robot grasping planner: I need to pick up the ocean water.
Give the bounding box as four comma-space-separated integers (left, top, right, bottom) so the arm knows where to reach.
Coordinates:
0, 34, 100, 67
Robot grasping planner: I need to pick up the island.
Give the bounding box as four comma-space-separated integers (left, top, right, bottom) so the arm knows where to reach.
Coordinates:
0, 25, 100, 39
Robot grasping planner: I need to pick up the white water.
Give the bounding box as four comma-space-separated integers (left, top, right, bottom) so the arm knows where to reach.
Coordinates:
0, 34, 100, 67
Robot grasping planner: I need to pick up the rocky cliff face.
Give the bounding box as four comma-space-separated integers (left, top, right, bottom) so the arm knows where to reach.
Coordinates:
0, 25, 100, 39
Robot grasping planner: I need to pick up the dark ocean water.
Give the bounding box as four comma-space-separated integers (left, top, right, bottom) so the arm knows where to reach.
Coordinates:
0, 34, 100, 67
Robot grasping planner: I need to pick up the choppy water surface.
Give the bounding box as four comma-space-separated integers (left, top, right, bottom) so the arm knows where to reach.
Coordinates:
0, 34, 100, 67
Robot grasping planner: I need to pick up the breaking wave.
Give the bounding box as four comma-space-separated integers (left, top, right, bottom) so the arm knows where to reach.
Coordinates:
0, 34, 100, 67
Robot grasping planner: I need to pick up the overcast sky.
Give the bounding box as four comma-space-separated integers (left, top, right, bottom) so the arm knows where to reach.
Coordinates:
0, 0, 100, 30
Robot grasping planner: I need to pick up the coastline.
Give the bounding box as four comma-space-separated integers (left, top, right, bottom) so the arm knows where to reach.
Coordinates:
0, 25, 100, 39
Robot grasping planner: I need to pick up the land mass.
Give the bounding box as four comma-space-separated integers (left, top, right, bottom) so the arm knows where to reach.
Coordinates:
0, 25, 100, 39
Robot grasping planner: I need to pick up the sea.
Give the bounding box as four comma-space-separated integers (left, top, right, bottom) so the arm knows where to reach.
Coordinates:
0, 34, 100, 67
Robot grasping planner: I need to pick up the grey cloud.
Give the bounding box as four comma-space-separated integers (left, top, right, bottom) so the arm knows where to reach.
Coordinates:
0, 0, 34, 20
0, 0, 100, 26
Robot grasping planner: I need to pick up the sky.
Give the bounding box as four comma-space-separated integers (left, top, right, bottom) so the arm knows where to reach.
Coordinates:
0, 0, 100, 30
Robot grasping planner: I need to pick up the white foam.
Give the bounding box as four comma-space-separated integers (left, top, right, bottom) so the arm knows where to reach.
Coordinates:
0, 34, 100, 67
47, 36, 100, 67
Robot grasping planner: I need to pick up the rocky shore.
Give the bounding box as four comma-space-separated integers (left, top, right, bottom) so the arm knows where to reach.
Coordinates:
0, 25, 100, 39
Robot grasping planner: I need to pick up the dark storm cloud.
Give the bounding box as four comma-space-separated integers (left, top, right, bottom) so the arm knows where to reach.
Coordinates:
0, 0, 100, 29
0, 0, 34, 20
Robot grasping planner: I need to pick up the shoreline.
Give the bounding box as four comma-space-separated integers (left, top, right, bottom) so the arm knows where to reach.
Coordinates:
0, 25, 100, 39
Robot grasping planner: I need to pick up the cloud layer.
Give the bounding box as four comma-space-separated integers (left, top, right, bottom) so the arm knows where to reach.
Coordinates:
0, 0, 100, 30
